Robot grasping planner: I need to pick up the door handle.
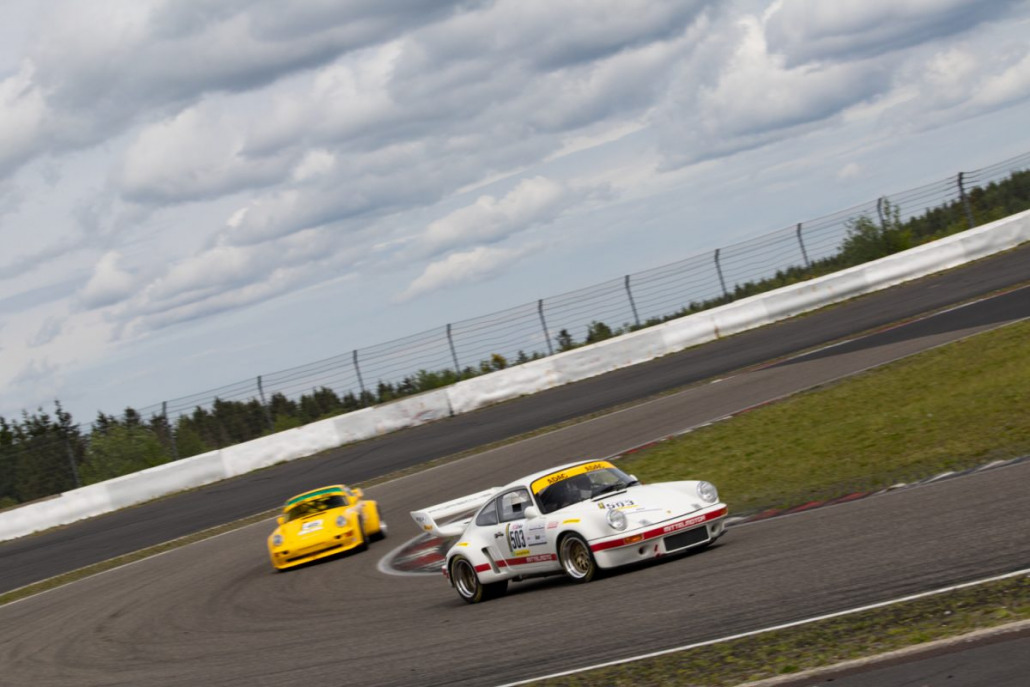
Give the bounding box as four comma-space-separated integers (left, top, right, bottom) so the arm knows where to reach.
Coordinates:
494, 532, 504, 538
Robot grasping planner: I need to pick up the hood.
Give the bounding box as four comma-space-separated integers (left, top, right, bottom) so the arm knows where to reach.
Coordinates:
562, 481, 709, 529
277, 508, 347, 540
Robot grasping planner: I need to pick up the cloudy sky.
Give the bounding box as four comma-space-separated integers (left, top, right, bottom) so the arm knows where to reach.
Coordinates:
2, 0, 1030, 423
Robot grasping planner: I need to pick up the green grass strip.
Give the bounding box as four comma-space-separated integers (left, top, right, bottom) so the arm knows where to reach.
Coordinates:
523, 574, 1030, 686
621, 317, 1030, 513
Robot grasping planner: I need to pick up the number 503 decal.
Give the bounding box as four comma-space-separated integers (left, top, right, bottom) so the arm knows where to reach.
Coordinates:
506, 524, 527, 552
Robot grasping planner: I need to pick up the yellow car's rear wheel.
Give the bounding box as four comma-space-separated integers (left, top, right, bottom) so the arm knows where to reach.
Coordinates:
354, 517, 368, 552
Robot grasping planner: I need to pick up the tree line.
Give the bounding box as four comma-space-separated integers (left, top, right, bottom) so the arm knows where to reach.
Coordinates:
2, 169, 1028, 509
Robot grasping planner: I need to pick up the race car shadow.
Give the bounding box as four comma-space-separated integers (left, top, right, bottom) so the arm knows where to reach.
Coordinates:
431, 539, 727, 607
271, 544, 372, 573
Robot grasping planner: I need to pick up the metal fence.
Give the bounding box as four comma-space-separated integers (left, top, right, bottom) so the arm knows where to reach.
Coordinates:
3, 149, 1030, 504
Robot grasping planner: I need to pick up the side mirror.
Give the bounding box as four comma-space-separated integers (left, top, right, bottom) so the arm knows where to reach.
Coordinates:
523, 506, 540, 520
628, 475, 639, 484
276, 515, 285, 525
352, 488, 364, 499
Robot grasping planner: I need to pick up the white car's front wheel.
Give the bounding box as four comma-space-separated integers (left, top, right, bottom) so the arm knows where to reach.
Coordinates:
559, 534, 598, 583
451, 557, 507, 604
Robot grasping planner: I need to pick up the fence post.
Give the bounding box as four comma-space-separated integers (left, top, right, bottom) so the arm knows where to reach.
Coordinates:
163, 401, 179, 461
256, 376, 274, 431
64, 438, 81, 489
876, 197, 888, 231
795, 222, 811, 268
714, 249, 729, 298
537, 299, 554, 356
352, 349, 366, 396
624, 275, 641, 328
446, 324, 461, 376
957, 172, 975, 230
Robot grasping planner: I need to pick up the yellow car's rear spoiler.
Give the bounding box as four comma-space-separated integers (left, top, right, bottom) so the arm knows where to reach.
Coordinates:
410, 487, 501, 538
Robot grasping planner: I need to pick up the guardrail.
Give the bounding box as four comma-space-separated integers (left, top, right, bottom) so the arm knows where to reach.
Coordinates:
2, 208, 1027, 542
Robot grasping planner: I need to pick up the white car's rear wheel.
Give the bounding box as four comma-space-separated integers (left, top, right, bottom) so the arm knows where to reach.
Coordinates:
451, 557, 506, 603
559, 534, 598, 583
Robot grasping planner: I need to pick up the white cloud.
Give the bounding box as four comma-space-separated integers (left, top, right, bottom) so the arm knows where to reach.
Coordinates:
118, 107, 288, 204
1, 0, 1030, 421
975, 49, 1030, 109
292, 149, 337, 182
0, 61, 48, 176
399, 244, 538, 301
655, 15, 887, 167
881, 37, 1030, 132
837, 162, 863, 180
422, 177, 591, 255
80, 251, 136, 309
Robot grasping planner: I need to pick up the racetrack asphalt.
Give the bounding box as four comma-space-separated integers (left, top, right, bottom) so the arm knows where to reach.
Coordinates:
0, 248, 1028, 685
2, 243, 1029, 595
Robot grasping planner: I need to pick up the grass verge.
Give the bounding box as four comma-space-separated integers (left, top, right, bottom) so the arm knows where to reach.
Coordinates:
621, 317, 1030, 513
522, 573, 1030, 686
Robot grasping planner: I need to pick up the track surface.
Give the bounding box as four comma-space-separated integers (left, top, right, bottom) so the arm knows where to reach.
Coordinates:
0, 264, 1028, 684
3, 245, 1030, 594
776, 629, 1030, 687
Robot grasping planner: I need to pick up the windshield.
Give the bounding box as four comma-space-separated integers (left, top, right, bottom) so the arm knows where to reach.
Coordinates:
535, 465, 637, 514
284, 495, 346, 522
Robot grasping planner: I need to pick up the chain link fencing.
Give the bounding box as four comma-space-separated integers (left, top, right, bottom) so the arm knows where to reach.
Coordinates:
3, 150, 1030, 506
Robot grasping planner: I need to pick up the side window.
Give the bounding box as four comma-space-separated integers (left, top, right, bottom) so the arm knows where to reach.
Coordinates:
475, 498, 500, 526
499, 489, 532, 523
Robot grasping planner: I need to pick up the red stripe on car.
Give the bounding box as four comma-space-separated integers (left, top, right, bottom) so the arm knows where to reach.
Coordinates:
503, 553, 557, 566
591, 507, 727, 552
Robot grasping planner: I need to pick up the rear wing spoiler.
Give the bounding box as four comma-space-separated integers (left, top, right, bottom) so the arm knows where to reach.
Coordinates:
410, 487, 501, 538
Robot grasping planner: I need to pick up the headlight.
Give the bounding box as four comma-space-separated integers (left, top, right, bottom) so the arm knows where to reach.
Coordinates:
606, 508, 628, 531
336, 515, 347, 528
272, 533, 284, 547
697, 481, 718, 504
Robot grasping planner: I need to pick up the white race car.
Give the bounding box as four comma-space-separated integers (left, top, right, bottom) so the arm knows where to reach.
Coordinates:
410, 459, 727, 603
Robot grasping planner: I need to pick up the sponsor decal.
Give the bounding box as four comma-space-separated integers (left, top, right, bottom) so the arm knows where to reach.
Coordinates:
546, 521, 558, 529
599, 499, 636, 510
663, 514, 707, 533
530, 461, 616, 494
300, 520, 323, 534
591, 507, 727, 552
506, 523, 528, 552
504, 553, 558, 566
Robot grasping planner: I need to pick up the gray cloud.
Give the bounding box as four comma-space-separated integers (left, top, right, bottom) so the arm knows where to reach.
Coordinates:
765, 0, 1022, 67
0, 0, 486, 179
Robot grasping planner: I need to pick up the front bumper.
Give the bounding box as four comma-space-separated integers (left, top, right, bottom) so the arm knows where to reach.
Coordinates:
269, 530, 365, 570
590, 504, 727, 569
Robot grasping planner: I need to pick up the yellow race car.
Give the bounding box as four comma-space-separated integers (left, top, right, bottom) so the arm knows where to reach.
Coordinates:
268, 485, 387, 570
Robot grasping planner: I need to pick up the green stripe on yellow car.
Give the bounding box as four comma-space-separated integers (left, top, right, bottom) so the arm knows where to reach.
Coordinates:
284, 486, 345, 508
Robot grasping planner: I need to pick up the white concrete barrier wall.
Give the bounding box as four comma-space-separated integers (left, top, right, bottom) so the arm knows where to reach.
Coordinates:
107, 450, 225, 511
2, 210, 1028, 542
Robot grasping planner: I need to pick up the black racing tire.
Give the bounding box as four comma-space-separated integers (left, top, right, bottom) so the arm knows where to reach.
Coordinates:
450, 557, 507, 604
370, 506, 387, 542
354, 517, 369, 553
558, 533, 598, 583
451, 556, 485, 603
